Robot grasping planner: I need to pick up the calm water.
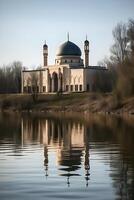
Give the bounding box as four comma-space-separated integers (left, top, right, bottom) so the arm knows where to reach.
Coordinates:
0, 113, 134, 200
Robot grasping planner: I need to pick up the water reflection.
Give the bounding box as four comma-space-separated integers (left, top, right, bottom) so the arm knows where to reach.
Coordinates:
21, 117, 90, 186
0, 113, 134, 199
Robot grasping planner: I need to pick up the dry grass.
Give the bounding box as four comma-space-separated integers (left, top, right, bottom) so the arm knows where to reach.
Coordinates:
0, 93, 134, 114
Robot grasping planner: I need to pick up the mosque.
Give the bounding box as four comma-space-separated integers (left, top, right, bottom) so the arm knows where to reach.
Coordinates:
21, 36, 107, 93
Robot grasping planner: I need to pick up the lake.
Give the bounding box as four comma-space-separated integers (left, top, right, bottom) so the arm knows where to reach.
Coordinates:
0, 113, 134, 200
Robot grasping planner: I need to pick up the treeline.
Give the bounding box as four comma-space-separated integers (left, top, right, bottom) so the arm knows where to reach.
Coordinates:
0, 61, 22, 93
99, 19, 134, 98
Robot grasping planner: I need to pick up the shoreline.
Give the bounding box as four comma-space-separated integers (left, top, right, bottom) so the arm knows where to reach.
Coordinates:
0, 93, 134, 116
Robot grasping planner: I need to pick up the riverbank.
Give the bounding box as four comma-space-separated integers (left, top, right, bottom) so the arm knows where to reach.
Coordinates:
0, 93, 134, 115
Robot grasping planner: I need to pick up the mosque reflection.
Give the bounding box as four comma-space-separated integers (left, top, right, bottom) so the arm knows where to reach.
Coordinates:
21, 117, 90, 186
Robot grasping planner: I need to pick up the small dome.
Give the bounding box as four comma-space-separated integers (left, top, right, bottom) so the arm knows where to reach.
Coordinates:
43, 43, 48, 48
56, 41, 81, 56
85, 40, 89, 44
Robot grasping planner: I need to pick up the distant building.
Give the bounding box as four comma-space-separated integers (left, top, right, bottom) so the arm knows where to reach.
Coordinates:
21, 37, 107, 93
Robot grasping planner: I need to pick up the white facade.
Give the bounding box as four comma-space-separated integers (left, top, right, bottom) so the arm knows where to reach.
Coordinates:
21, 39, 107, 93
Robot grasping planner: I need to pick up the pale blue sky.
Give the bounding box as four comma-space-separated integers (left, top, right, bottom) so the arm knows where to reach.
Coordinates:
0, 0, 134, 67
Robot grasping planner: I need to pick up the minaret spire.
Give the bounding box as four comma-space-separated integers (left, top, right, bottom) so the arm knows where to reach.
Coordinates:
67, 32, 69, 41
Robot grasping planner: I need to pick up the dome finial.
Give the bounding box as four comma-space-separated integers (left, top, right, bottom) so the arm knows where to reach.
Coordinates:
86, 34, 87, 40
67, 32, 69, 41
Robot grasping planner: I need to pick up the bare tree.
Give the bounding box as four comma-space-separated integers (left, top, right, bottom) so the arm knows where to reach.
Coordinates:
110, 20, 134, 97
0, 61, 22, 93
30, 72, 39, 102
110, 22, 128, 64
127, 19, 134, 54
12, 61, 22, 93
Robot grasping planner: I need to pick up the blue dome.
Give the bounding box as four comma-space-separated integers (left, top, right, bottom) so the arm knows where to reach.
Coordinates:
56, 41, 81, 56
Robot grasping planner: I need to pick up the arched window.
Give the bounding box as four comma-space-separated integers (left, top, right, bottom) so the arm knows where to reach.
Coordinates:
70, 85, 73, 91
79, 85, 82, 91
75, 85, 78, 91
66, 85, 69, 91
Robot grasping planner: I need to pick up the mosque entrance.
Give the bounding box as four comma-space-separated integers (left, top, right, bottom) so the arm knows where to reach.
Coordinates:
52, 72, 58, 92
58, 72, 63, 92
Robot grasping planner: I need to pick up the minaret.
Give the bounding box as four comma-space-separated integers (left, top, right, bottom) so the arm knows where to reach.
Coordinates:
43, 41, 48, 67
44, 146, 48, 178
84, 36, 89, 67
84, 129, 90, 187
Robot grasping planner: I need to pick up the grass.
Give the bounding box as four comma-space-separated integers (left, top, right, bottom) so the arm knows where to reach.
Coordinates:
0, 92, 134, 114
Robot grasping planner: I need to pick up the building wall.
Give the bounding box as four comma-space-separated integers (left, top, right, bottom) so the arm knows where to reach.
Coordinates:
22, 70, 48, 93
55, 55, 83, 66
65, 68, 84, 92
22, 66, 108, 93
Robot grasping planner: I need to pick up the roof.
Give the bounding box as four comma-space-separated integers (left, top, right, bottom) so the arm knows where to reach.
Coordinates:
56, 41, 82, 56
86, 66, 108, 70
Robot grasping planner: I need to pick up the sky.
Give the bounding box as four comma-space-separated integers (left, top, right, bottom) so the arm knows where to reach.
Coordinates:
0, 0, 134, 68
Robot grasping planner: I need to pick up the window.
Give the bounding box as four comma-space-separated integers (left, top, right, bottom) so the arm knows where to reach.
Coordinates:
75, 85, 78, 91
66, 85, 69, 91
71, 60, 73, 63
43, 86, 46, 92
79, 85, 82, 91
70, 85, 73, 91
